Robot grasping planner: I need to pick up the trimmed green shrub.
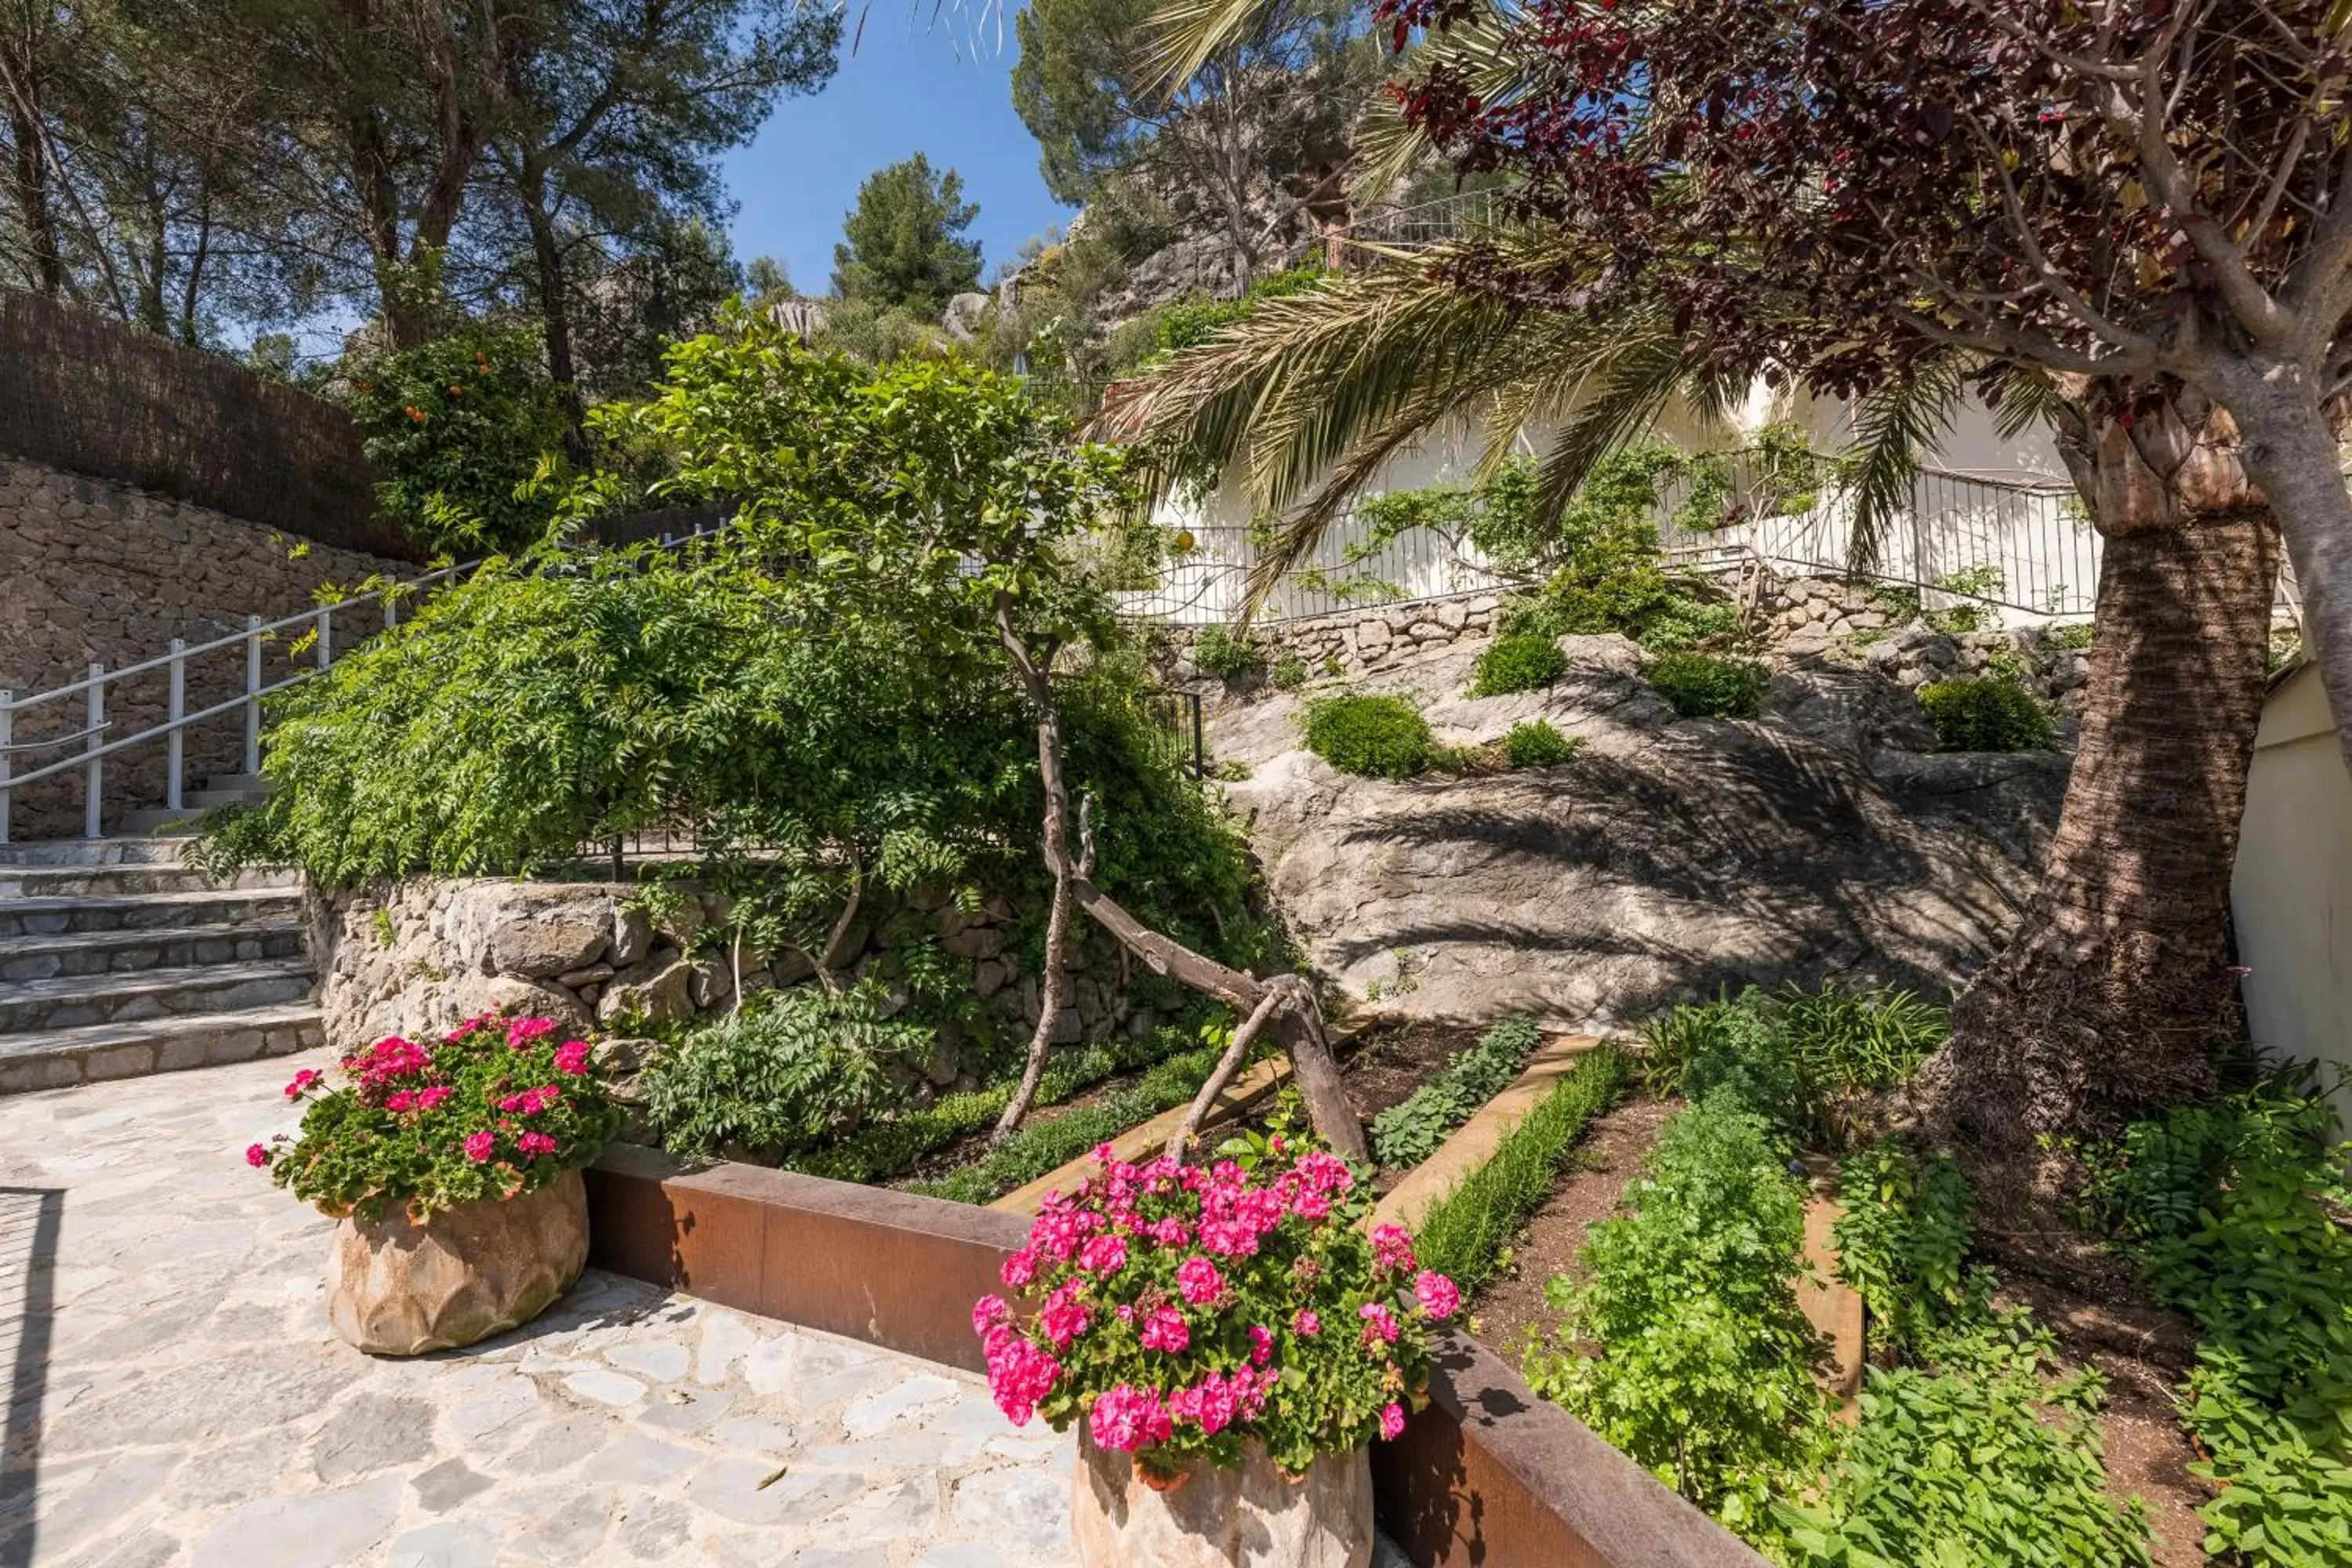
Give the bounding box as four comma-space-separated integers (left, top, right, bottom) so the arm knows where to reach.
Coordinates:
1469, 633, 1567, 697
1301, 694, 1433, 779
1647, 652, 1769, 718
1503, 720, 1581, 769
2042, 622, 2096, 652
1371, 1016, 1541, 1167
1269, 651, 1308, 690
1412, 1046, 1629, 1294
1918, 675, 2055, 750
1194, 623, 1263, 682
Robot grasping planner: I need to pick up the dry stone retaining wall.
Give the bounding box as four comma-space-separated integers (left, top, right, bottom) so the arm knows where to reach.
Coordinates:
311, 875, 1170, 1092
0, 456, 413, 838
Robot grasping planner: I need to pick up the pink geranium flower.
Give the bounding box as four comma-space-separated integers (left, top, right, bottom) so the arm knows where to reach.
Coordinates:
414, 1085, 452, 1111
282, 1069, 321, 1099
1174, 1256, 1222, 1307
1088, 1384, 1172, 1452
1138, 1305, 1189, 1354
1000, 1247, 1039, 1289
1248, 1325, 1275, 1367
1078, 1233, 1128, 1276
461, 1130, 495, 1163
553, 1040, 592, 1076
245, 1143, 269, 1168
1379, 1402, 1407, 1441
1359, 1301, 1400, 1345
1414, 1270, 1461, 1321
507, 1017, 557, 1047
1370, 1224, 1417, 1275
1290, 1308, 1320, 1337
516, 1131, 557, 1158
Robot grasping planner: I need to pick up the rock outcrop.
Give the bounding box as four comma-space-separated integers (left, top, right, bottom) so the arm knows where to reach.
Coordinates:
1209, 633, 2067, 1031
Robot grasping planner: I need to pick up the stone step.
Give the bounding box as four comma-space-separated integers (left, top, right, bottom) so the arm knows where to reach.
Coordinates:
0, 887, 304, 939
0, 920, 307, 983
0, 1003, 323, 1096
0, 836, 195, 868
0, 862, 297, 900
0, 958, 315, 1035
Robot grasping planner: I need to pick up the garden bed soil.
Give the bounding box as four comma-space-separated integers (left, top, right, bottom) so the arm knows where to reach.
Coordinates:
1993, 1272, 2212, 1568
1462, 1094, 1674, 1358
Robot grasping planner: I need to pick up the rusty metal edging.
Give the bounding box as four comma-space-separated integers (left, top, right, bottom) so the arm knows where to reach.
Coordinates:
583, 1142, 1767, 1568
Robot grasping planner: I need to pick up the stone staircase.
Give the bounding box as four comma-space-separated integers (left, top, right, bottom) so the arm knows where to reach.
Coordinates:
0, 837, 320, 1095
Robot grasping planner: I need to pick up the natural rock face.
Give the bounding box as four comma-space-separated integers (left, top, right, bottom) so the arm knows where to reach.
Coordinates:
1210, 632, 2068, 1030
0, 456, 413, 838
1071, 1433, 1372, 1568
325, 1170, 588, 1356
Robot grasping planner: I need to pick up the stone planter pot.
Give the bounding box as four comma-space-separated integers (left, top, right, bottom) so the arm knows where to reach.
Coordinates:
325, 1169, 589, 1356
1071, 1428, 1373, 1568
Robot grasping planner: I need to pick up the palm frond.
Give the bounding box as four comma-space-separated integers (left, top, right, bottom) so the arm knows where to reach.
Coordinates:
1837, 358, 1969, 573
1523, 328, 1690, 526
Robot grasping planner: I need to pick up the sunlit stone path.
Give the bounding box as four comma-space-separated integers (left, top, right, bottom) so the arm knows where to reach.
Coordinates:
0, 1047, 1080, 1567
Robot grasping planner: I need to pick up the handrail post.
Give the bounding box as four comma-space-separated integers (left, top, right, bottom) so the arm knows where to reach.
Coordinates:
383, 588, 398, 631
1, 688, 13, 846
165, 637, 187, 813
84, 662, 103, 840
316, 606, 332, 670
244, 615, 263, 775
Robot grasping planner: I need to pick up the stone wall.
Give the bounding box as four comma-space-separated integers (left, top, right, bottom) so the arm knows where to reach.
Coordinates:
1156, 576, 2092, 717
310, 875, 1171, 1095
0, 456, 413, 839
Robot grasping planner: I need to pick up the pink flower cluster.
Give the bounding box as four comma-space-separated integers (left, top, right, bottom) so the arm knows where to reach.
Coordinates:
553, 1040, 591, 1076
970, 1142, 1457, 1465
507, 1018, 557, 1047
282, 1069, 322, 1099
347, 1036, 433, 1098
497, 1085, 562, 1116
384, 1085, 453, 1114
976, 1296, 1062, 1425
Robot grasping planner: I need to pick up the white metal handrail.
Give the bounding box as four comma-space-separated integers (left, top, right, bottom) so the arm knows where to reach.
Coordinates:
0, 562, 467, 844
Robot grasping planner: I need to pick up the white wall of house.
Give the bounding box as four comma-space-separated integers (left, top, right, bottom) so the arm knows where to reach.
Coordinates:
2233, 662, 2352, 1133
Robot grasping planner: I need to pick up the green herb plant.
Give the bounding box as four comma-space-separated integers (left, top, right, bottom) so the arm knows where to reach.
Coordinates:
1301, 693, 1434, 779
1918, 675, 2056, 750
1370, 1016, 1542, 1167
1468, 633, 1567, 697
1646, 652, 1769, 718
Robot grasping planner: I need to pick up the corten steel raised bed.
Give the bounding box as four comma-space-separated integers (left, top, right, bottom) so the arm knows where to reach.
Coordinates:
586, 1144, 1766, 1566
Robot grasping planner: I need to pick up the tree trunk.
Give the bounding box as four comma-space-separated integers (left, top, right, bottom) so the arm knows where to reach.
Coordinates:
2209, 366, 2352, 777
520, 164, 590, 465
996, 675, 1079, 1138
1913, 397, 2278, 1151
5, 101, 62, 297
994, 597, 1368, 1162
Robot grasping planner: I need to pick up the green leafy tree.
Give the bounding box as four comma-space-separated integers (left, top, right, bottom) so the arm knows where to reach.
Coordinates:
829, 154, 982, 314
346, 321, 569, 554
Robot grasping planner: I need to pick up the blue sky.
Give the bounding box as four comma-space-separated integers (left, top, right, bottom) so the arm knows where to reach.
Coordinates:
720, 15, 1074, 294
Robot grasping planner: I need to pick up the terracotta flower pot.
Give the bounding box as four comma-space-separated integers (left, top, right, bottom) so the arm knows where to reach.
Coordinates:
324, 1169, 588, 1356
1071, 1428, 1374, 1568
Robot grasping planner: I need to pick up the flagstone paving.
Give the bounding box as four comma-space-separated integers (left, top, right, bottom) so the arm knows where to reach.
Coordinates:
0, 1047, 1080, 1567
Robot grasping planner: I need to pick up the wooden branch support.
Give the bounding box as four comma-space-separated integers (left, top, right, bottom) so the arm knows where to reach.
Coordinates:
1165, 986, 1285, 1163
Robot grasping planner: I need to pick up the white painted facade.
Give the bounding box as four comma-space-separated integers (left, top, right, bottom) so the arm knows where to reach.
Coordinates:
2233, 663, 2352, 1132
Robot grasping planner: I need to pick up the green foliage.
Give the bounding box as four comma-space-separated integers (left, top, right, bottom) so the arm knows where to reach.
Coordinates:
1646, 652, 1769, 719
1412, 1045, 1630, 1295
1503, 720, 1582, 770
345, 323, 568, 554
1490, 445, 1742, 651
2041, 621, 2097, 652
830, 154, 982, 313
1269, 651, 1308, 690
793, 1027, 1197, 1184
1778, 1313, 2154, 1567
1831, 1138, 1975, 1356
1918, 675, 2056, 751
1639, 984, 1949, 1153
645, 980, 936, 1161
1193, 622, 1264, 681
1122, 265, 1337, 364
1524, 1094, 1833, 1536
254, 1015, 623, 1223
1370, 1016, 1541, 1167
909, 1040, 1234, 1203
1468, 633, 1568, 697
1301, 694, 1434, 779
2086, 1058, 2352, 1566
1922, 567, 2006, 635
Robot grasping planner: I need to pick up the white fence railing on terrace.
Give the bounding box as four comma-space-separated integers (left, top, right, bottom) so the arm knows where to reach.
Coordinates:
1113, 459, 2107, 626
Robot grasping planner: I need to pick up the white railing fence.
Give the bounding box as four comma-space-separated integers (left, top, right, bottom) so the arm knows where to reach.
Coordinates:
0, 564, 464, 844
1114, 459, 2109, 626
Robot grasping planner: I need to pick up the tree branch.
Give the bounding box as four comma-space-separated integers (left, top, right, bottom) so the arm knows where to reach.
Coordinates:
1164, 984, 1285, 1161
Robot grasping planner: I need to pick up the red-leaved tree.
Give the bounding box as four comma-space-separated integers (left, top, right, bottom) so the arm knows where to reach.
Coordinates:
1394, 0, 2350, 762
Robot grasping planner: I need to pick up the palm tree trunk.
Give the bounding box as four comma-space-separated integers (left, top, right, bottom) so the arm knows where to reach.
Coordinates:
1915, 397, 2278, 1149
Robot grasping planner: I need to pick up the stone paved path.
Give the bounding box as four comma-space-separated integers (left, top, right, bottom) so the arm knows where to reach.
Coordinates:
0, 1048, 1080, 1568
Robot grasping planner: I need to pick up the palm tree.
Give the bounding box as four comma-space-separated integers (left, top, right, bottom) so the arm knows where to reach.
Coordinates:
1108, 218, 2282, 1150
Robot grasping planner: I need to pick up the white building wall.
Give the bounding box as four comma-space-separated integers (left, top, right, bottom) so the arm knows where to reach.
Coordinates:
2233, 664, 2352, 1134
